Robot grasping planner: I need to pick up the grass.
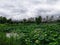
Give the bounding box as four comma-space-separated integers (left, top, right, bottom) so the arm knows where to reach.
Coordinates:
0, 23, 60, 45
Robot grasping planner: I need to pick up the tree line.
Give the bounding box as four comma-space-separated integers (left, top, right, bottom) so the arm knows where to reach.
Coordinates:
0, 16, 60, 24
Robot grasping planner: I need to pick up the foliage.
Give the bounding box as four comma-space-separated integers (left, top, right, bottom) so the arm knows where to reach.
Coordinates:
0, 16, 60, 24
0, 23, 60, 45
35, 16, 42, 24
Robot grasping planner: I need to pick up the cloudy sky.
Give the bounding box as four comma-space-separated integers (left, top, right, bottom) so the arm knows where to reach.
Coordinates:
0, 0, 60, 20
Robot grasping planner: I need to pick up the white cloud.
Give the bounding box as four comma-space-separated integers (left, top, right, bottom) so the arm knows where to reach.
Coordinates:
0, 0, 60, 20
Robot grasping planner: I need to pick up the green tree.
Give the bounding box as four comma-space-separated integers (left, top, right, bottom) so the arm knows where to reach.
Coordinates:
0, 16, 7, 23
57, 16, 60, 22
7, 19, 12, 24
23, 19, 27, 23
35, 16, 42, 24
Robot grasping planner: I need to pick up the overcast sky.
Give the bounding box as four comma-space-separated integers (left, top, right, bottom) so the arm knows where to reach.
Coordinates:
0, 0, 60, 20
